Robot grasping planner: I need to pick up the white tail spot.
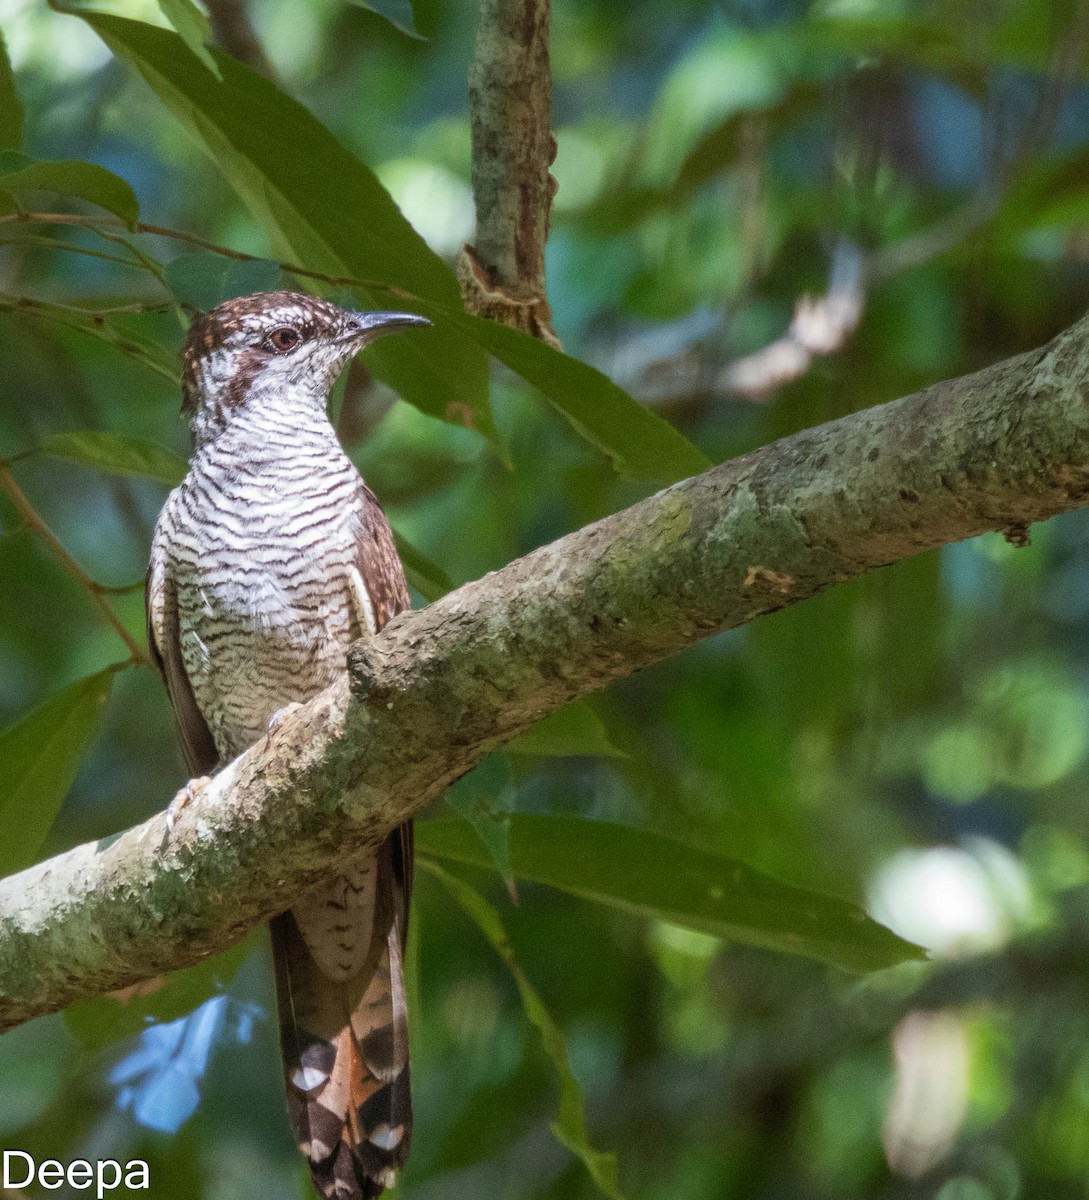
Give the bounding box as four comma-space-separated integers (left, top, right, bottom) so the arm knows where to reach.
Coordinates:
291, 1065, 328, 1093
369, 1124, 404, 1152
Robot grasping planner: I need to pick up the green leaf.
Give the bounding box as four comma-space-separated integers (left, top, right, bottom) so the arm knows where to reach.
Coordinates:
88, 314, 180, 382
452, 313, 711, 484
75, 13, 495, 444
75, 13, 707, 485
424, 860, 624, 1200
164, 250, 284, 311
507, 700, 625, 758
0, 32, 23, 152
391, 530, 453, 602
40, 431, 187, 486
347, 0, 424, 39
0, 150, 139, 228
418, 815, 925, 972
445, 755, 515, 885
157, 0, 220, 77
0, 665, 120, 877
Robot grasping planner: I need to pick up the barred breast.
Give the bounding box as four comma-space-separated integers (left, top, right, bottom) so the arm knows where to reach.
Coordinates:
157, 415, 366, 761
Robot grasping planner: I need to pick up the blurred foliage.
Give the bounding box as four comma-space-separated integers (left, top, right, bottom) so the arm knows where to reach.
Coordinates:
2, 0, 1089, 1197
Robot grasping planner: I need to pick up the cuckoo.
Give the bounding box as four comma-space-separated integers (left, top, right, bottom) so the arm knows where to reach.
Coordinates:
146, 290, 429, 1200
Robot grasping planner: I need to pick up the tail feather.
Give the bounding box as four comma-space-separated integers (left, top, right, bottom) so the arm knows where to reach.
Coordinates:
271, 830, 412, 1200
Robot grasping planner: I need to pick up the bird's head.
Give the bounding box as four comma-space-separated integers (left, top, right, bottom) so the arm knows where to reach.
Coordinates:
180, 290, 429, 441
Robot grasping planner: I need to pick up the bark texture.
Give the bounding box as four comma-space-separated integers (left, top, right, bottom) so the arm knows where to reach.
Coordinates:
3, 313, 1089, 1031
458, 0, 559, 346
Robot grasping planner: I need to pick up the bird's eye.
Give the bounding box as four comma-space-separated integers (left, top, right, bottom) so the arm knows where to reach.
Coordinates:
268, 327, 301, 353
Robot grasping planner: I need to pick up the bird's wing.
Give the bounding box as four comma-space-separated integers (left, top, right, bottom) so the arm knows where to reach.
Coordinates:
348, 481, 414, 938
272, 478, 414, 1200
146, 525, 219, 777
346, 482, 412, 636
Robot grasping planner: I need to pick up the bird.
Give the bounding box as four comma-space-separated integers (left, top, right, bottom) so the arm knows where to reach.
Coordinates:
146, 290, 429, 1200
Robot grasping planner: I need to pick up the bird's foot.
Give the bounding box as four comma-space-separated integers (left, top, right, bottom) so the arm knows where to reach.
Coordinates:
264, 702, 303, 750
165, 775, 211, 837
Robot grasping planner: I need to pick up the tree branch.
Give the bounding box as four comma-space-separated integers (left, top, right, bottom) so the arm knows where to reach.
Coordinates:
457, 0, 559, 347
721, 239, 866, 400
5, 311, 1089, 1031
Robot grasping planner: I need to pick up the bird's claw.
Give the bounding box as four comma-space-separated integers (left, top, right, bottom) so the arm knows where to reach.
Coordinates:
165, 775, 211, 837
264, 702, 303, 750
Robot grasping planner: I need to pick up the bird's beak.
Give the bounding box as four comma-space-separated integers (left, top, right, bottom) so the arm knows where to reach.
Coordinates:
345, 311, 431, 345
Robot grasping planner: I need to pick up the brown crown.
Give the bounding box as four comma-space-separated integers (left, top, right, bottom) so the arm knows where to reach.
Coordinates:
180, 290, 348, 415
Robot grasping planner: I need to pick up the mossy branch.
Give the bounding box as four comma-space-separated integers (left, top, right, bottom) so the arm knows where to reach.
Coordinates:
3, 312, 1089, 1031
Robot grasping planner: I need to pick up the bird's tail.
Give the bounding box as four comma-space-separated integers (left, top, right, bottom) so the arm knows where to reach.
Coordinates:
270, 832, 412, 1200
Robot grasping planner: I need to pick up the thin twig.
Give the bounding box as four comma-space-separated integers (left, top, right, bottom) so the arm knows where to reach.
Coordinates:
866, 193, 998, 283
0, 233, 148, 270
634, 241, 867, 405
0, 295, 179, 381
0, 212, 415, 299
0, 462, 150, 666
0, 294, 170, 318
87, 225, 169, 285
